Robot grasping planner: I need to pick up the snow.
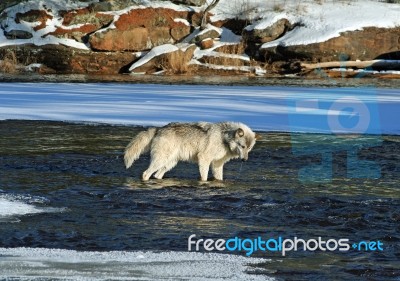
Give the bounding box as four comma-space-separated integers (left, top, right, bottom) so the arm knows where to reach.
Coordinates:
174, 18, 190, 26
191, 59, 265, 75
0, 247, 272, 281
0, 0, 92, 50
0, 194, 65, 222
220, 27, 241, 43
245, 14, 290, 32
210, 0, 400, 48
197, 23, 223, 37
0, 196, 44, 218
129, 43, 197, 72
261, 0, 400, 48
0, 83, 399, 135
24, 63, 43, 72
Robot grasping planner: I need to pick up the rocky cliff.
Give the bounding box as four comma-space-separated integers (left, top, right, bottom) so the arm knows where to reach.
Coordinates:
0, 0, 399, 76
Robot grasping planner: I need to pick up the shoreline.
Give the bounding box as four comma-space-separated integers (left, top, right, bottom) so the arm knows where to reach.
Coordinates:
1, 73, 400, 88
1, 119, 398, 137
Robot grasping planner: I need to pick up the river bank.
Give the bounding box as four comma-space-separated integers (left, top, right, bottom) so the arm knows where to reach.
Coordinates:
1, 0, 399, 77
1, 73, 400, 88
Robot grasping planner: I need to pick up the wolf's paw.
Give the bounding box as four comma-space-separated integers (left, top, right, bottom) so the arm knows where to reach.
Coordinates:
142, 171, 151, 181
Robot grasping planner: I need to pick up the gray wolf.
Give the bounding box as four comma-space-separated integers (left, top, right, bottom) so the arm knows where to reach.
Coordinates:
124, 122, 261, 181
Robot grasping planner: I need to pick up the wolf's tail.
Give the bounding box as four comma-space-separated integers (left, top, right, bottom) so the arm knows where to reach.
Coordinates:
124, 128, 157, 169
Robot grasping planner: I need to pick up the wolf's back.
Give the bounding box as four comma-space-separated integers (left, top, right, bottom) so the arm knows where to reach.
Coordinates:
124, 128, 157, 169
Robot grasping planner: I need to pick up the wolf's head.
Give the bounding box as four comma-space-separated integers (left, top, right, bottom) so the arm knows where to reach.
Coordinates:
225, 124, 261, 161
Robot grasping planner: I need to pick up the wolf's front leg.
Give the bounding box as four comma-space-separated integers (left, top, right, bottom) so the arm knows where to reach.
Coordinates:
211, 160, 224, 181
198, 160, 211, 181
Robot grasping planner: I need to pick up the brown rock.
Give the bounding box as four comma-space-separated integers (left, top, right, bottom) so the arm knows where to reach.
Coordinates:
199, 54, 249, 66
214, 43, 245, 54
114, 8, 190, 30
47, 24, 98, 42
0, 44, 137, 74
189, 12, 203, 27
89, 27, 151, 51
261, 27, 400, 62
69, 51, 137, 74
171, 24, 191, 41
89, 7, 198, 51
150, 27, 173, 46
200, 38, 214, 49
4, 30, 33, 39
60, 8, 113, 27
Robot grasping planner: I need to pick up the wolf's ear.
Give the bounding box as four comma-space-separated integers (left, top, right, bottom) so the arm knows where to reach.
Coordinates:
236, 128, 244, 138
255, 133, 262, 140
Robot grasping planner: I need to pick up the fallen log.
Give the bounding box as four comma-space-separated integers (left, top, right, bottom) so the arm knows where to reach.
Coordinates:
301, 60, 400, 70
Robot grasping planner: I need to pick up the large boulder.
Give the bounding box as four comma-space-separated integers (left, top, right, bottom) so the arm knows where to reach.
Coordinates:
193, 24, 222, 42
0, 44, 137, 74
244, 18, 292, 43
89, 8, 195, 51
171, 24, 191, 41
200, 38, 214, 49
198, 53, 250, 67
261, 27, 400, 62
4, 30, 32, 39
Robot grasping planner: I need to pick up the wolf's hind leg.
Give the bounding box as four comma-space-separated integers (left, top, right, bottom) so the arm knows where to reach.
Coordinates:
154, 160, 178, 179
153, 169, 166, 180
142, 169, 155, 181
142, 157, 166, 181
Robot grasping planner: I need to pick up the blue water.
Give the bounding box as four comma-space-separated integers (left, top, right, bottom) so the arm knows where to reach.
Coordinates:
0, 83, 399, 134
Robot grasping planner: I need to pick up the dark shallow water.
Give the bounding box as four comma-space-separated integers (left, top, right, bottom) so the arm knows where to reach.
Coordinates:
0, 120, 399, 280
